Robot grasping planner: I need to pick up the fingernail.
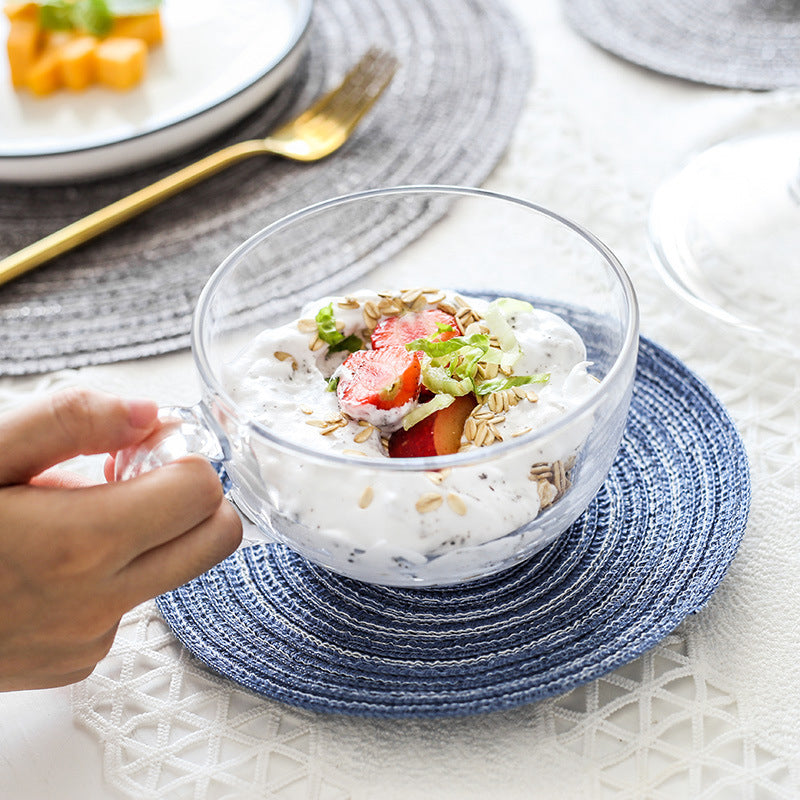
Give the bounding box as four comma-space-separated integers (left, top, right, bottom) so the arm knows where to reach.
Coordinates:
126, 398, 159, 428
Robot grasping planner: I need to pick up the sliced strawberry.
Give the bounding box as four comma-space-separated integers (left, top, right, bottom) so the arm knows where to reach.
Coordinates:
388, 394, 477, 458
337, 346, 422, 418
370, 309, 460, 350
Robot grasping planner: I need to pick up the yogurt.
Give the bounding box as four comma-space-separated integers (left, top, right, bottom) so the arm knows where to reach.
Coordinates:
221, 289, 601, 583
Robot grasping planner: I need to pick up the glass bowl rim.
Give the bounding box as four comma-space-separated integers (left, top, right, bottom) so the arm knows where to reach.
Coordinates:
191, 184, 640, 471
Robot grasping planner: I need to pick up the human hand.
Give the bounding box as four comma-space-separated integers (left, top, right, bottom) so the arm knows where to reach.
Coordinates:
0, 388, 242, 691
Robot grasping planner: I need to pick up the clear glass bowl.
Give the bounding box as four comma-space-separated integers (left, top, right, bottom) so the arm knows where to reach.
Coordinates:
649, 125, 800, 357
118, 186, 639, 586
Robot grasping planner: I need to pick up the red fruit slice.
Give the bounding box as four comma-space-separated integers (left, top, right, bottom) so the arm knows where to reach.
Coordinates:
370, 309, 460, 350
388, 394, 478, 458
337, 346, 422, 414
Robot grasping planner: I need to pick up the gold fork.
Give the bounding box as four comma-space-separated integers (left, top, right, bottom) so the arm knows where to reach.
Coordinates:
0, 47, 398, 288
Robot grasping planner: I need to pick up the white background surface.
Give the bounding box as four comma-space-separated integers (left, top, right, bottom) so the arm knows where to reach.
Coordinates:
2, 0, 799, 797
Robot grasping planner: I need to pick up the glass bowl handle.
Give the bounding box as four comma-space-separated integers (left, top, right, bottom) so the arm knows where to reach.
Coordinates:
114, 404, 228, 481
114, 405, 270, 548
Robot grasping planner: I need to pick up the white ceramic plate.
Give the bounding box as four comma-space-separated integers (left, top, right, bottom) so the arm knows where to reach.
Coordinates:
0, 0, 313, 184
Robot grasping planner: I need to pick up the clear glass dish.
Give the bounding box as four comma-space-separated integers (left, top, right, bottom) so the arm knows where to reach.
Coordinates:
648, 101, 800, 357
117, 186, 639, 586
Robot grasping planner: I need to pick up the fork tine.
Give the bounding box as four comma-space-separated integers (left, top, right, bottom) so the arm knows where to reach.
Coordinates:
281, 48, 398, 132
324, 48, 399, 130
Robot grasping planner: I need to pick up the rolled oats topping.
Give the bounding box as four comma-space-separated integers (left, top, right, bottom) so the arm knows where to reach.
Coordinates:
222, 287, 601, 571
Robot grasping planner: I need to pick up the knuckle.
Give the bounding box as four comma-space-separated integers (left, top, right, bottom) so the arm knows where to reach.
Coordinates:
49, 387, 98, 452
217, 502, 243, 554
176, 456, 224, 511
193, 502, 242, 570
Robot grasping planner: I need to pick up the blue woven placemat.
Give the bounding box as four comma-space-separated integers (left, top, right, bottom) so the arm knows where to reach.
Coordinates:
156, 337, 750, 717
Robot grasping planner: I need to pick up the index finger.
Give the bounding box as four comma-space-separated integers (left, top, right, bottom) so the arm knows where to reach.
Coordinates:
82, 456, 229, 563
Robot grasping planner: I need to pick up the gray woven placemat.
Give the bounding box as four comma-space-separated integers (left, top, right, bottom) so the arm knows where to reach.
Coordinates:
564, 0, 800, 89
0, 0, 529, 376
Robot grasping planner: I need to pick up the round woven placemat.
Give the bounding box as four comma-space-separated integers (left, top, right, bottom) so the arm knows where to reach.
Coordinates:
156, 337, 750, 718
563, 0, 800, 89
0, 0, 529, 377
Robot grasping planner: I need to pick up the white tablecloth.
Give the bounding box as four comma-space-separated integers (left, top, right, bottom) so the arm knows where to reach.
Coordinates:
2, 1, 799, 797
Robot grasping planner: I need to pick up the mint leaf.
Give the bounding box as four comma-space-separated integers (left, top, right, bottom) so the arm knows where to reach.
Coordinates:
39, 1, 75, 31
39, 0, 114, 35
72, 0, 113, 37
326, 375, 340, 392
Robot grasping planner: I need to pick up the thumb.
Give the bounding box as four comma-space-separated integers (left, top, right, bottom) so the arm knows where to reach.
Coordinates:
0, 388, 159, 487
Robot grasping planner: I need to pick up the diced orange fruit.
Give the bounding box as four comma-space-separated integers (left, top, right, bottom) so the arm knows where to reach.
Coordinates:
4, 2, 38, 22
6, 17, 40, 87
111, 12, 162, 46
94, 36, 146, 90
4, 7, 162, 94
26, 51, 59, 94
25, 32, 69, 95
60, 34, 97, 90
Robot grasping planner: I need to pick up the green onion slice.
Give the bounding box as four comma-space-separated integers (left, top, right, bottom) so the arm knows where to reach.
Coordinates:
328, 334, 363, 354
314, 303, 363, 354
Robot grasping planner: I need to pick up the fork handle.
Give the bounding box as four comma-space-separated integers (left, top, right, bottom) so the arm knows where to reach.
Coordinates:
0, 140, 265, 288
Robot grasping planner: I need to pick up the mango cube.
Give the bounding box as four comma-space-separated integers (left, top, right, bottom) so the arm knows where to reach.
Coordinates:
111, 12, 163, 46
4, 2, 38, 22
59, 35, 97, 91
24, 32, 70, 95
94, 36, 146, 90
6, 17, 40, 87
4, 5, 162, 94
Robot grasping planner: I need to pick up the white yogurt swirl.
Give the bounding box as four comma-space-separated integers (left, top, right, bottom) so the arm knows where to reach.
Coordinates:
221, 290, 600, 583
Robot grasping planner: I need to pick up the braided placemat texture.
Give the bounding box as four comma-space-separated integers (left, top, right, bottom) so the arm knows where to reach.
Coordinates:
563, 0, 800, 89
0, 0, 529, 376
156, 337, 751, 718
